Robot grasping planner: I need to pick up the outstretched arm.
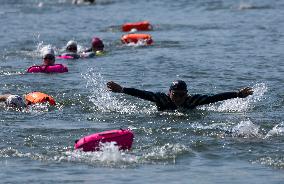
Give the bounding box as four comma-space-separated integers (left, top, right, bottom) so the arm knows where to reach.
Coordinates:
107, 81, 159, 102
190, 87, 254, 106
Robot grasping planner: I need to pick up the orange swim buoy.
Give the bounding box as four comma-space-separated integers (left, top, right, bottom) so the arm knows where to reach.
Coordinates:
121, 34, 153, 45
25, 92, 56, 106
122, 21, 153, 32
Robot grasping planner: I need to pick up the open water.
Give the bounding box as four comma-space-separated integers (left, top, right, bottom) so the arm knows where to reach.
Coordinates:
0, 0, 283, 183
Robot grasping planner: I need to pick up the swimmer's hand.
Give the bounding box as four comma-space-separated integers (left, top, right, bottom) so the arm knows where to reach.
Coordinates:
107, 81, 123, 93
238, 87, 253, 98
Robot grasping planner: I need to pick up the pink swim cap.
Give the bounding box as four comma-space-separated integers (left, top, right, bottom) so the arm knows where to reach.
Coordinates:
91, 37, 104, 50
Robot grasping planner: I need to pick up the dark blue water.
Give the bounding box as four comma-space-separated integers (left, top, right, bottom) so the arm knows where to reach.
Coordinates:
0, 0, 283, 183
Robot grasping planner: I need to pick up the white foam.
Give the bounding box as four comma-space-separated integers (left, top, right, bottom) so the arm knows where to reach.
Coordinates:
231, 120, 260, 138
238, 2, 253, 10
125, 39, 150, 47
142, 143, 190, 163
265, 123, 284, 138
35, 44, 57, 59
129, 28, 138, 33
38, 2, 44, 8
60, 142, 137, 166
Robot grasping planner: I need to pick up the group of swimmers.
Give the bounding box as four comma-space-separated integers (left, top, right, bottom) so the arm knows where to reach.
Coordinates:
1, 17, 254, 111
59, 37, 105, 59
0, 36, 105, 109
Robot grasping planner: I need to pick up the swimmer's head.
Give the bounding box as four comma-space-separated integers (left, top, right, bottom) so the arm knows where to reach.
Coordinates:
169, 80, 187, 91
42, 47, 55, 65
91, 37, 104, 51
66, 40, 77, 53
169, 80, 188, 106
5, 95, 27, 109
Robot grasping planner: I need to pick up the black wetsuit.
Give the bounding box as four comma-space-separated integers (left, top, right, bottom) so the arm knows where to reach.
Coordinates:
122, 88, 240, 111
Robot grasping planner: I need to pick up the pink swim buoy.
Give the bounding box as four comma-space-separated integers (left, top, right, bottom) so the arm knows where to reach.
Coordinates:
74, 129, 134, 152
56, 55, 74, 60
27, 64, 68, 73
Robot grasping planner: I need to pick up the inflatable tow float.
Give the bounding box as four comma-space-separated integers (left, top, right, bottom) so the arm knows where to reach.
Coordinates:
121, 33, 153, 45
56, 55, 74, 60
25, 92, 56, 106
122, 21, 153, 32
27, 64, 68, 73
74, 129, 134, 152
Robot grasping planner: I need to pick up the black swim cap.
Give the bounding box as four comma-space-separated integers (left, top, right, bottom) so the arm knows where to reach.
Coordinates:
169, 80, 187, 91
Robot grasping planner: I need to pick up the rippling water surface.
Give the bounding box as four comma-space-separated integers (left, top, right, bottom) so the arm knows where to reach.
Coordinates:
0, 0, 283, 183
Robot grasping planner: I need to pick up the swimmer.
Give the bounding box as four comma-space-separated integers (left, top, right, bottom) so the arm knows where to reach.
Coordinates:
0, 94, 27, 110
81, 37, 105, 58
107, 80, 253, 111
42, 47, 56, 66
27, 47, 68, 73
72, 0, 95, 5
59, 40, 80, 59
0, 92, 56, 110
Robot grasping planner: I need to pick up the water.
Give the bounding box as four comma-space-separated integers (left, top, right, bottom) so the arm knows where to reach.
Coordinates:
0, 0, 283, 183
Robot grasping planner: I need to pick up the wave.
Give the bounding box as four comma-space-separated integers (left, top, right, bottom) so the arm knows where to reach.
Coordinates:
237, 2, 272, 10
265, 122, 284, 138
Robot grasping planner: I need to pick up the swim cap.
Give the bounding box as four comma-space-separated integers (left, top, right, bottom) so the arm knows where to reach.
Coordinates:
5, 95, 26, 108
41, 47, 55, 59
66, 40, 77, 51
91, 37, 104, 50
169, 80, 187, 91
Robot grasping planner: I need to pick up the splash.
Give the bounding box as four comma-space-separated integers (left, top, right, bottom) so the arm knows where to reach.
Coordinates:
38, 2, 44, 8
33, 33, 57, 59
238, 2, 253, 10
125, 39, 150, 47
237, 2, 271, 10
265, 122, 284, 138
25, 103, 52, 113
231, 120, 260, 138
82, 68, 139, 114
129, 28, 138, 33
199, 83, 267, 112
60, 142, 138, 167
0, 71, 23, 76
0, 147, 31, 158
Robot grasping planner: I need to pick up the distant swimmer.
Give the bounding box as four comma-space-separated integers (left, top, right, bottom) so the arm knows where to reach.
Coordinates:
81, 37, 105, 58
107, 80, 253, 111
58, 40, 80, 59
0, 94, 27, 109
72, 0, 95, 5
0, 92, 56, 110
27, 47, 68, 73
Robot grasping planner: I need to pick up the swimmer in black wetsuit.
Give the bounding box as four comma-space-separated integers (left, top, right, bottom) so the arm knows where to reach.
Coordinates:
107, 80, 253, 111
